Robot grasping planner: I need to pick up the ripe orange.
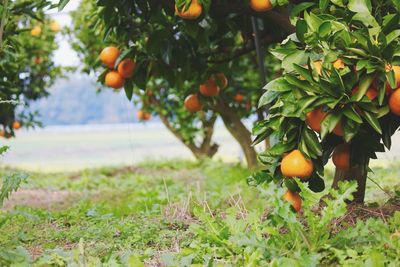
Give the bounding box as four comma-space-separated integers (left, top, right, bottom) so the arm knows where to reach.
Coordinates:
389, 88, 400, 115
50, 21, 61, 32
281, 150, 314, 179
306, 108, 327, 132
100, 46, 120, 68
333, 59, 345, 69
137, 110, 151, 121
175, 0, 202, 20
332, 143, 350, 170
283, 191, 302, 212
351, 86, 378, 101
250, 0, 273, 12
31, 26, 42, 37
333, 121, 344, 137
199, 79, 220, 97
105, 71, 125, 89
184, 94, 203, 112
234, 93, 244, 103
0, 130, 5, 137
33, 57, 43, 64
214, 73, 228, 89
117, 59, 135, 78
12, 121, 22, 130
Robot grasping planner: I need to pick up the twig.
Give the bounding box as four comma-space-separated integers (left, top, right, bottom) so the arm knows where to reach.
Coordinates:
367, 176, 393, 198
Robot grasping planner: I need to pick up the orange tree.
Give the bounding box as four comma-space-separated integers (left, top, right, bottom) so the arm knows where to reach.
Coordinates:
68, 0, 289, 168
0, 0, 62, 138
251, 0, 400, 204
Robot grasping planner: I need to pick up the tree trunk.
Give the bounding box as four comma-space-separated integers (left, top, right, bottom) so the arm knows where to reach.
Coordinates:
212, 99, 258, 169
332, 164, 368, 203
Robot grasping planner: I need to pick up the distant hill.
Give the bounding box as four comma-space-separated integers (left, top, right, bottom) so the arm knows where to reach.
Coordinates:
28, 73, 139, 125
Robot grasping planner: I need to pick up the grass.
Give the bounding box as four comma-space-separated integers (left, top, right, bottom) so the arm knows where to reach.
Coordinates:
0, 159, 399, 266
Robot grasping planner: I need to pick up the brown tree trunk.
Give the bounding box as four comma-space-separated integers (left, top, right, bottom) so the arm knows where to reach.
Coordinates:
158, 112, 219, 159
212, 99, 259, 169
332, 164, 368, 203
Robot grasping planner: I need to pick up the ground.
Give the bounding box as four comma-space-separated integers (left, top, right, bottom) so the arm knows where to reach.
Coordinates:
0, 160, 399, 266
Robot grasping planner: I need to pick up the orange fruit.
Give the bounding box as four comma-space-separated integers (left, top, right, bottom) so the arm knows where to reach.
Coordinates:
146, 90, 154, 97
332, 143, 350, 170
0, 130, 5, 137
250, 0, 273, 12
281, 150, 314, 179
184, 94, 203, 112
137, 110, 151, 121
385, 65, 400, 92
333, 59, 345, 69
175, 0, 202, 20
117, 59, 135, 78
12, 121, 21, 130
31, 26, 42, 37
100, 46, 120, 68
389, 88, 400, 115
214, 73, 228, 89
234, 93, 244, 103
105, 71, 125, 89
283, 191, 302, 212
306, 108, 327, 132
199, 79, 220, 97
33, 57, 43, 64
333, 121, 344, 137
50, 21, 61, 32
351, 86, 378, 101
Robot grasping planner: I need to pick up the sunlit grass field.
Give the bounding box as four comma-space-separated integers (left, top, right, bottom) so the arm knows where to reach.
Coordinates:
0, 160, 399, 265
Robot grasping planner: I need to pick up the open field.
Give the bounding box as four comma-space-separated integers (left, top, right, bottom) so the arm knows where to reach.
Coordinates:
0, 123, 247, 172
0, 160, 399, 266
1, 123, 400, 172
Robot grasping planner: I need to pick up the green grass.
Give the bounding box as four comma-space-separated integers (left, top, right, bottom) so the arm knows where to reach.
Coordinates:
0, 160, 399, 266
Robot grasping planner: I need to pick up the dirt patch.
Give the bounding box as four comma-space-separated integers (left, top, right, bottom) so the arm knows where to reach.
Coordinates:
2, 189, 81, 210
331, 203, 400, 232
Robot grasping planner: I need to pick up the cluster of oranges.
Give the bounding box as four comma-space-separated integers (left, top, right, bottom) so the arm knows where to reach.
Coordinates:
183, 73, 252, 113
100, 46, 136, 90
280, 61, 400, 212
184, 74, 226, 112
0, 121, 22, 138
100, 46, 150, 121
175, 0, 273, 20
30, 21, 61, 37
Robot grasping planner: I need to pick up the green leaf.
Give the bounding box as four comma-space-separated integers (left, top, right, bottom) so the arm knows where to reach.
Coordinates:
321, 112, 342, 139
360, 110, 382, 134
352, 75, 374, 102
348, 0, 371, 13
58, 0, 70, 11
386, 30, 400, 45
302, 127, 323, 157
343, 106, 363, 123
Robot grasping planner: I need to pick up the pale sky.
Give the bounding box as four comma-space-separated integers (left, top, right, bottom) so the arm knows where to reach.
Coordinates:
48, 0, 81, 67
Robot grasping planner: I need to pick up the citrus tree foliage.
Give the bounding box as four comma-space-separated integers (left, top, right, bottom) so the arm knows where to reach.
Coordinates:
68, 0, 286, 165
0, 0, 62, 138
252, 0, 400, 198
